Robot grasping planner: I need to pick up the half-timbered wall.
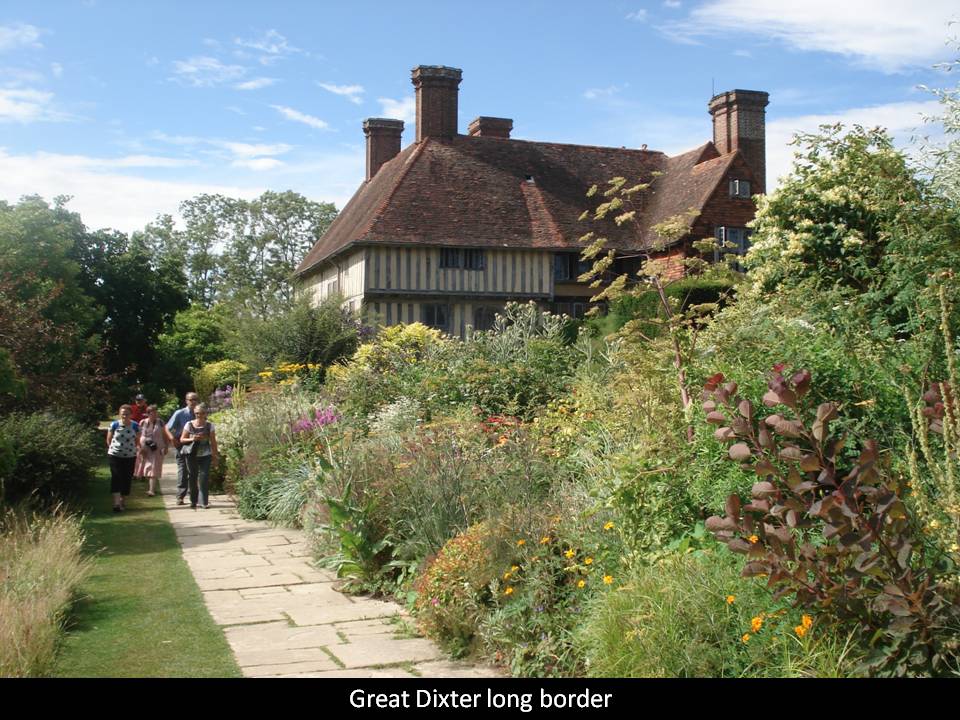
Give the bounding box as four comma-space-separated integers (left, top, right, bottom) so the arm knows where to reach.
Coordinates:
299, 249, 365, 307
367, 298, 510, 339
365, 246, 552, 298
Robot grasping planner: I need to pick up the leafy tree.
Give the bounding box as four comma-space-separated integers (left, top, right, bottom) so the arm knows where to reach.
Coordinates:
0, 274, 108, 418
229, 295, 359, 370
0, 195, 101, 336
71, 228, 189, 401
153, 304, 230, 395
744, 124, 960, 340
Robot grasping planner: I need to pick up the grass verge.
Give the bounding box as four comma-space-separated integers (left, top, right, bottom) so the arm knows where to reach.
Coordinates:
0, 506, 92, 677
52, 463, 242, 677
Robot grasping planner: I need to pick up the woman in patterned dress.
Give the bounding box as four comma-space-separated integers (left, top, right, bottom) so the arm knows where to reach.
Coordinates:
106, 404, 140, 512
134, 405, 174, 496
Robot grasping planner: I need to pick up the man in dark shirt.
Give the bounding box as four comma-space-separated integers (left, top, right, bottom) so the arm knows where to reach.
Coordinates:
166, 392, 199, 504
131, 393, 149, 423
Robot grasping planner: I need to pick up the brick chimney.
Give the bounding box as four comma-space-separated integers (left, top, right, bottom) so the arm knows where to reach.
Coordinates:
411, 65, 462, 142
468, 116, 513, 139
708, 89, 769, 194
363, 118, 404, 180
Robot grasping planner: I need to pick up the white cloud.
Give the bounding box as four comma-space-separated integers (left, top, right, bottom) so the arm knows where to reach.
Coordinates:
50, 62, 63, 78
232, 157, 284, 170
213, 140, 293, 159
171, 56, 246, 87
584, 85, 625, 100
271, 104, 330, 130
234, 77, 277, 90
319, 82, 364, 105
0, 147, 265, 232
663, 0, 958, 72
766, 100, 941, 187
0, 88, 70, 123
664, 1, 682, 7
0, 66, 45, 87
0, 23, 42, 52
234, 30, 302, 64
626, 10, 648, 22
378, 96, 416, 124
0, 146, 364, 232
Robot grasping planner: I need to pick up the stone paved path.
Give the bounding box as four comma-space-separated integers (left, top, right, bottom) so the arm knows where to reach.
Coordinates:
160, 459, 499, 678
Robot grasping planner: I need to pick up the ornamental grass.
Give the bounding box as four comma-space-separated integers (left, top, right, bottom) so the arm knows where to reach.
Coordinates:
0, 507, 92, 677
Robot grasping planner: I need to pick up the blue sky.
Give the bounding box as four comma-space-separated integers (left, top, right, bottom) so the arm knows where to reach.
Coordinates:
1, 0, 957, 232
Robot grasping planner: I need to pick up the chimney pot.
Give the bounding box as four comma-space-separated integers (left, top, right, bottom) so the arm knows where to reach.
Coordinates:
411, 65, 462, 142
363, 118, 404, 180
708, 89, 769, 194
468, 116, 513, 139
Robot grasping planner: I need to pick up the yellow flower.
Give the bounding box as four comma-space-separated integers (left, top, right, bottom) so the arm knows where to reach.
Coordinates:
603, 575, 613, 585
511, 565, 519, 573
516, 539, 526, 547
741, 634, 751, 644
564, 549, 575, 559
577, 580, 586, 589
503, 572, 511, 580
750, 616, 763, 633
540, 536, 551, 544
584, 557, 593, 565
726, 595, 736, 605
748, 535, 759, 544
801, 614, 813, 630
603, 521, 615, 531
794, 625, 807, 638
504, 587, 514, 596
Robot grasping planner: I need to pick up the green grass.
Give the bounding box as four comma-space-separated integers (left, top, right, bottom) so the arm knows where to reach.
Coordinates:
52, 464, 242, 677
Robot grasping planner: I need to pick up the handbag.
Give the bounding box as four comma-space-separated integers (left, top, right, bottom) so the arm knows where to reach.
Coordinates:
180, 441, 196, 456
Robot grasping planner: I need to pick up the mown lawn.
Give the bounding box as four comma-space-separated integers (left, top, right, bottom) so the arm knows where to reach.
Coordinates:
53, 463, 241, 678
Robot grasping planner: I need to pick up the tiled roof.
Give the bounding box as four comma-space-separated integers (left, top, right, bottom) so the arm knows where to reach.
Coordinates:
296, 134, 740, 277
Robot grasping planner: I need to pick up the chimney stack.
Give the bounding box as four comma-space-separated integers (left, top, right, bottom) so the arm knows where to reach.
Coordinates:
411, 65, 462, 142
468, 116, 513, 139
363, 118, 404, 180
708, 89, 769, 194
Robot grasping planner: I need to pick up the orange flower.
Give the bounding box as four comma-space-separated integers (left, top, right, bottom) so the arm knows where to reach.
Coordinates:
750, 616, 763, 633
794, 625, 807, 638
540, 536, 551, 545
741, 633, 751, 643
726, 595, 736, 605
510, 565, 519, 573
503, 571, 511, 580
748, 535, 759, 544
516, 539, 526, 547
504, 587, 514, 596
801, 614, 813, 630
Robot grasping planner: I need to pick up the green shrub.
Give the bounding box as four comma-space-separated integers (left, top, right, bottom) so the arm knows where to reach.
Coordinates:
193, 360, 250, 401
0, 507, 92, 677
578, 551, 862, 677
0, 412, 98, 506
593, 275, 736, 338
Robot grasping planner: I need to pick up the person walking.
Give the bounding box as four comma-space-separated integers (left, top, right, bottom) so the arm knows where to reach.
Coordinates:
179, 403, 218, 509
166, 391, 199, 505
106, 404, 140, 512
135, 405, 175, 496
130, 393, 149, 423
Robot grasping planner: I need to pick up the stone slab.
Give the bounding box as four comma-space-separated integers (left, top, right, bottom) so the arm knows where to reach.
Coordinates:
332, 637, 444, 668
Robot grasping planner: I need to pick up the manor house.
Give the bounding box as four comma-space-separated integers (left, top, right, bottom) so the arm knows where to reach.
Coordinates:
295, 65, 767, 337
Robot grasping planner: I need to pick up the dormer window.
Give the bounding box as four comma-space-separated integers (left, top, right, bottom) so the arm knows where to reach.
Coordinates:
729, 179, 751, 198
